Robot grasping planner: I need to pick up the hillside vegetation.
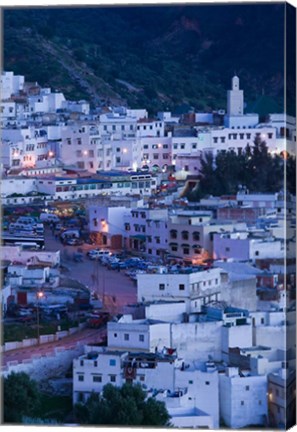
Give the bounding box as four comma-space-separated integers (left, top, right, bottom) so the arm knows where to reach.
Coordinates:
3, 5, 287, 113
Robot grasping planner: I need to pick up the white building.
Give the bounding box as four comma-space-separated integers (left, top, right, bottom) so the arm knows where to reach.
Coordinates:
137, 268, 222, 308
98, 113, 137, 141
219, 367, 268, 428
28, 89, 65, 114
123, 207, 168, 254
107, 314, 171, 353
62, 100, 90, 115
2, 127, 50, 170
88, 205, 127, 247
1, 172, 157, 205
1, 71, 24, 100
138, 136, 172, 171
173, 362, 219, 428
136, 119, 165, 138
225, 75, 259, 128
168, 210, 247, 263
268, 364, 296, 428
213, 232, 287, 263
73, 347, 176, 404
157, 111, 180, 124
227, 76, 244, 117
59, 123, 106, 172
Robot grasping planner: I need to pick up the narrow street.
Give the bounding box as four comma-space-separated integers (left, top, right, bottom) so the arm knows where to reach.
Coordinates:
44, 227, 137, 314
3, 327, 106, 367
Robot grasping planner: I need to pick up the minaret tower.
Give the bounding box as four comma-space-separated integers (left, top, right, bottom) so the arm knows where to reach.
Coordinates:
227, 75, 244, 116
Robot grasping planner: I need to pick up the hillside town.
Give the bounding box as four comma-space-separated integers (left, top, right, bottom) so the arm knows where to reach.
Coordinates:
1, 70, 296, 428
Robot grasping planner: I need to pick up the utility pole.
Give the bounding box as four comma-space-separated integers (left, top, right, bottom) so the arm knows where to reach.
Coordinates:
36, 290, 44, 344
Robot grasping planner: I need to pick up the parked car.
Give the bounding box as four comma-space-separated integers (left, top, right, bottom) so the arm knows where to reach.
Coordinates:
87, 249, 111, 260
66, 238, 84, 246
87, 312, 110, 328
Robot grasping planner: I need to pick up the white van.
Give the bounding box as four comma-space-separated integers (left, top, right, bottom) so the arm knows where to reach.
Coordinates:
60, 229, 80, 240
39, 213, 60, 223
88, 249, 111, 260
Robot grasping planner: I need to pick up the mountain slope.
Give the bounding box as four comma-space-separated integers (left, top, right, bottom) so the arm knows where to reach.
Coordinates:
3, 4, 287, 112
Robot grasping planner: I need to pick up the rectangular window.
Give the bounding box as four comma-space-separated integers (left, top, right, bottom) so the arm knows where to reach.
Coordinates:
110, 375, 116, 383
159, 283, 165, 290
93, 375, 102, 382
245, 386, 249, 391
139, 334, 144, 342
241, 401, 244, 406
205, 381, 210, 385
124, 333, 129, 341
179, 284, 185, 291
109, 359, 116, 366
78, 375, 84, 382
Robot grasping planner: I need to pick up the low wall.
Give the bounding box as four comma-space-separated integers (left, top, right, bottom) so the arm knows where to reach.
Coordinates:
3, 322, 86, 352
2, 344, 84, 381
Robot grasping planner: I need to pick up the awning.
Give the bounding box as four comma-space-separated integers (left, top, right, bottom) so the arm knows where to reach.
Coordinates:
130, 235, 146, 241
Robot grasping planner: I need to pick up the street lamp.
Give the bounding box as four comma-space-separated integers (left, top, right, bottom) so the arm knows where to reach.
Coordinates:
36, 291, 44, 344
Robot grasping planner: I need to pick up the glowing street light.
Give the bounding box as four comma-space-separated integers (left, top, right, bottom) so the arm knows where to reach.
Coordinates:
48, 151, 54, 157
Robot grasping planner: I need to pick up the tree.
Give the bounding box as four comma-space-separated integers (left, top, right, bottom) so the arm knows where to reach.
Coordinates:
3, 372, 40, 423
74, 383, 171, 427
188, 138, 289, 201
